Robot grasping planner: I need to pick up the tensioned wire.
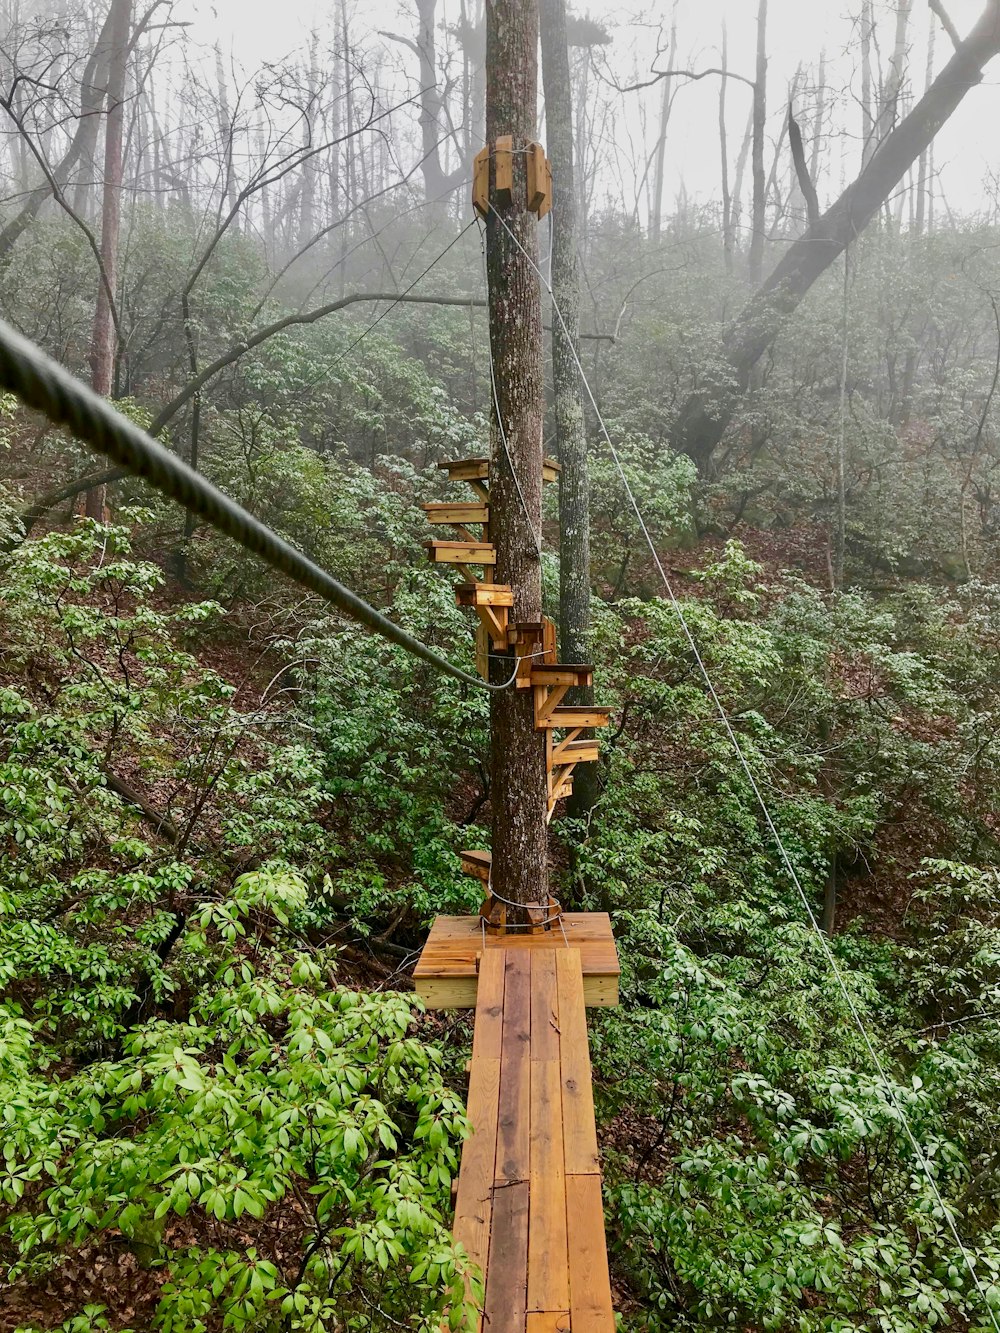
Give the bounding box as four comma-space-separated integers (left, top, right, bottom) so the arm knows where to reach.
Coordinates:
487, 199, 1000, 1325
0, 315, 520, 693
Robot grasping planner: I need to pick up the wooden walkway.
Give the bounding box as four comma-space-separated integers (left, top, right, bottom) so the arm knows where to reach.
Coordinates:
452, 947, 615, 1333
414, 912, 620, 1009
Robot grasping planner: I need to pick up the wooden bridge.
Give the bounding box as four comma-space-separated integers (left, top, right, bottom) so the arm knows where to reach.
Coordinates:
416, 450, 618, 1330
416, 921, 619, 1333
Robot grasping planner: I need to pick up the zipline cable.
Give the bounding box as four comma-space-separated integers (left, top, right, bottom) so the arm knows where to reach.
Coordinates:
488, 199, 1000, 1326
0, 315, 515, 693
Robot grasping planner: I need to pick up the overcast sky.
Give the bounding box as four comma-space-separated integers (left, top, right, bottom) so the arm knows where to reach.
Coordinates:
176, 0, 1000, 222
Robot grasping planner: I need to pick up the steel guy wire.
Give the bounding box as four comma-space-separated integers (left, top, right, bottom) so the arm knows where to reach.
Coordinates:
488, 199, 1000, 1323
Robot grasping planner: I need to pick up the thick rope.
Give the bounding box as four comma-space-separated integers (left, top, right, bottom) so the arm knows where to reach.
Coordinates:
0, 316, 513, 693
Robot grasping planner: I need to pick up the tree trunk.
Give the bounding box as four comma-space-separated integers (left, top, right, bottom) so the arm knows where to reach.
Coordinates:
671, 0, 1000, 476
861, 0, 875, 164
649, 8, 677, 244
487, 0, 548, 912
747, 0, 768, 287
541, 0, 595, 824
719, 21, 733, 273
85, 0, 131, 520
915, 14, 936, 234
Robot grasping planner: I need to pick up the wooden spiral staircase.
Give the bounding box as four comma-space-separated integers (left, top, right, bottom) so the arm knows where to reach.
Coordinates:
415, 451, 618, 1333
423, 456, 610, 930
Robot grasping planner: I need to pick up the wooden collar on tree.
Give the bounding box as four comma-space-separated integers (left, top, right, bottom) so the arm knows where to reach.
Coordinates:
473, 137, 552, 218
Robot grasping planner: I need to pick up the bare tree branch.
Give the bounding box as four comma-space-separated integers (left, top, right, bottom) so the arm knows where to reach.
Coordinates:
930, 0, 963, 51
788, 101, 820, 229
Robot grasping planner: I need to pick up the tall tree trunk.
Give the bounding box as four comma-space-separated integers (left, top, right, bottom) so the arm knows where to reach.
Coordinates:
487, 0, 548, 912
915, 14, 935, 234
86, 0, 131, 520
671, 0, 1000, 476
719, 20, 733, 273
649, 8, 677, 244
747, 0, 768, 286
541, 0, 595, 824
808, 49, 827, 187
861, 0, 875, 164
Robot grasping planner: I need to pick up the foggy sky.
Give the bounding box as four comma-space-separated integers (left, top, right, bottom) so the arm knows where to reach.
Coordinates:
187, 0, 1000, 223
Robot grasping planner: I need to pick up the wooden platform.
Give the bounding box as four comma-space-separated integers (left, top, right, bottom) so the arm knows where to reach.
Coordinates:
453, 948, 614, 1333
413, 913, 620, 1008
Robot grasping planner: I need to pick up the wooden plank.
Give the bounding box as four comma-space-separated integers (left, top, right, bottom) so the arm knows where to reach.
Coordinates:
438, 458, 490, 482
455, 583, 514, 607
439, 457, 560, 483
553, 738, 599, 765
537, 707, 612, 730
422, 502, 490, 525
460, 849, 492, 882
452, 1057, 501, 1285
477, 604, 509, 647
530, 951, 560, 1064
472, 948, 506, 1062
556, 951, 601, 1175
425, 540, 496, 566
496, 952, 531, 1184
528, 1058, 570, 1313
472, 146, 489, 217
530, 665, 593, 688
494, 134, 514, 204
566, 1174, 614, 1333
483, 1179, 528, 1333
414, 971, 618, 1011
526, 1315, 570, 1333
526, 141, 549, 214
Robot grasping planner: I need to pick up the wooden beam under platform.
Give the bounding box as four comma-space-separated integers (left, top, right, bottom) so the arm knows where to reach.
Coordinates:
413, 911, 620, 1008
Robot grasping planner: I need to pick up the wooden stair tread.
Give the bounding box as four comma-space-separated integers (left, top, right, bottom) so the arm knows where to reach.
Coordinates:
455, 582, 515, 607
425, 539, 496, 565
555, 739, 600, 762
460, 849, 492, 882
530, 664, 594, 687
422, 501, 490, 524
438, 456, 562, 484
453, 947, 615, 1333
537, 706, 612, 730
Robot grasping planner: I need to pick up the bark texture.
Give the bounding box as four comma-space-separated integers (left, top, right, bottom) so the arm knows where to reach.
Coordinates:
486, 0, 548, 910
672, 0, 1000, 476
540, 0, 595, 822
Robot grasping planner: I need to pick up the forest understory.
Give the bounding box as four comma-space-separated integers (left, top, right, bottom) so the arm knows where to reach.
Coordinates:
7, 0, 1000, 1329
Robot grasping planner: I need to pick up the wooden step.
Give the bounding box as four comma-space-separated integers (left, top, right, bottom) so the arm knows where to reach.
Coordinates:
425, 539, 496, 566
530, 664, 593, 689
460, 849, 492, 883
536, 706, 612, 730
455, 582, 514, 608
421, 502, 490, 525
553, 737, 600, 765
438, 456, 562, 485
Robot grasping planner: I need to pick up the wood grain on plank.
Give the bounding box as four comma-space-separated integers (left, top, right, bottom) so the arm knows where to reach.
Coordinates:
496, 951, 531, 1184
528, 1057, 570, 1313
452, 1056, 501, 1277
483, 1179, 529, 1333
529, 951, 561, 1064
526, 1314, 571, 1333
556, 950, 601, 1175
472, 948, 506, 1062
566, 1174, 614, 1332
